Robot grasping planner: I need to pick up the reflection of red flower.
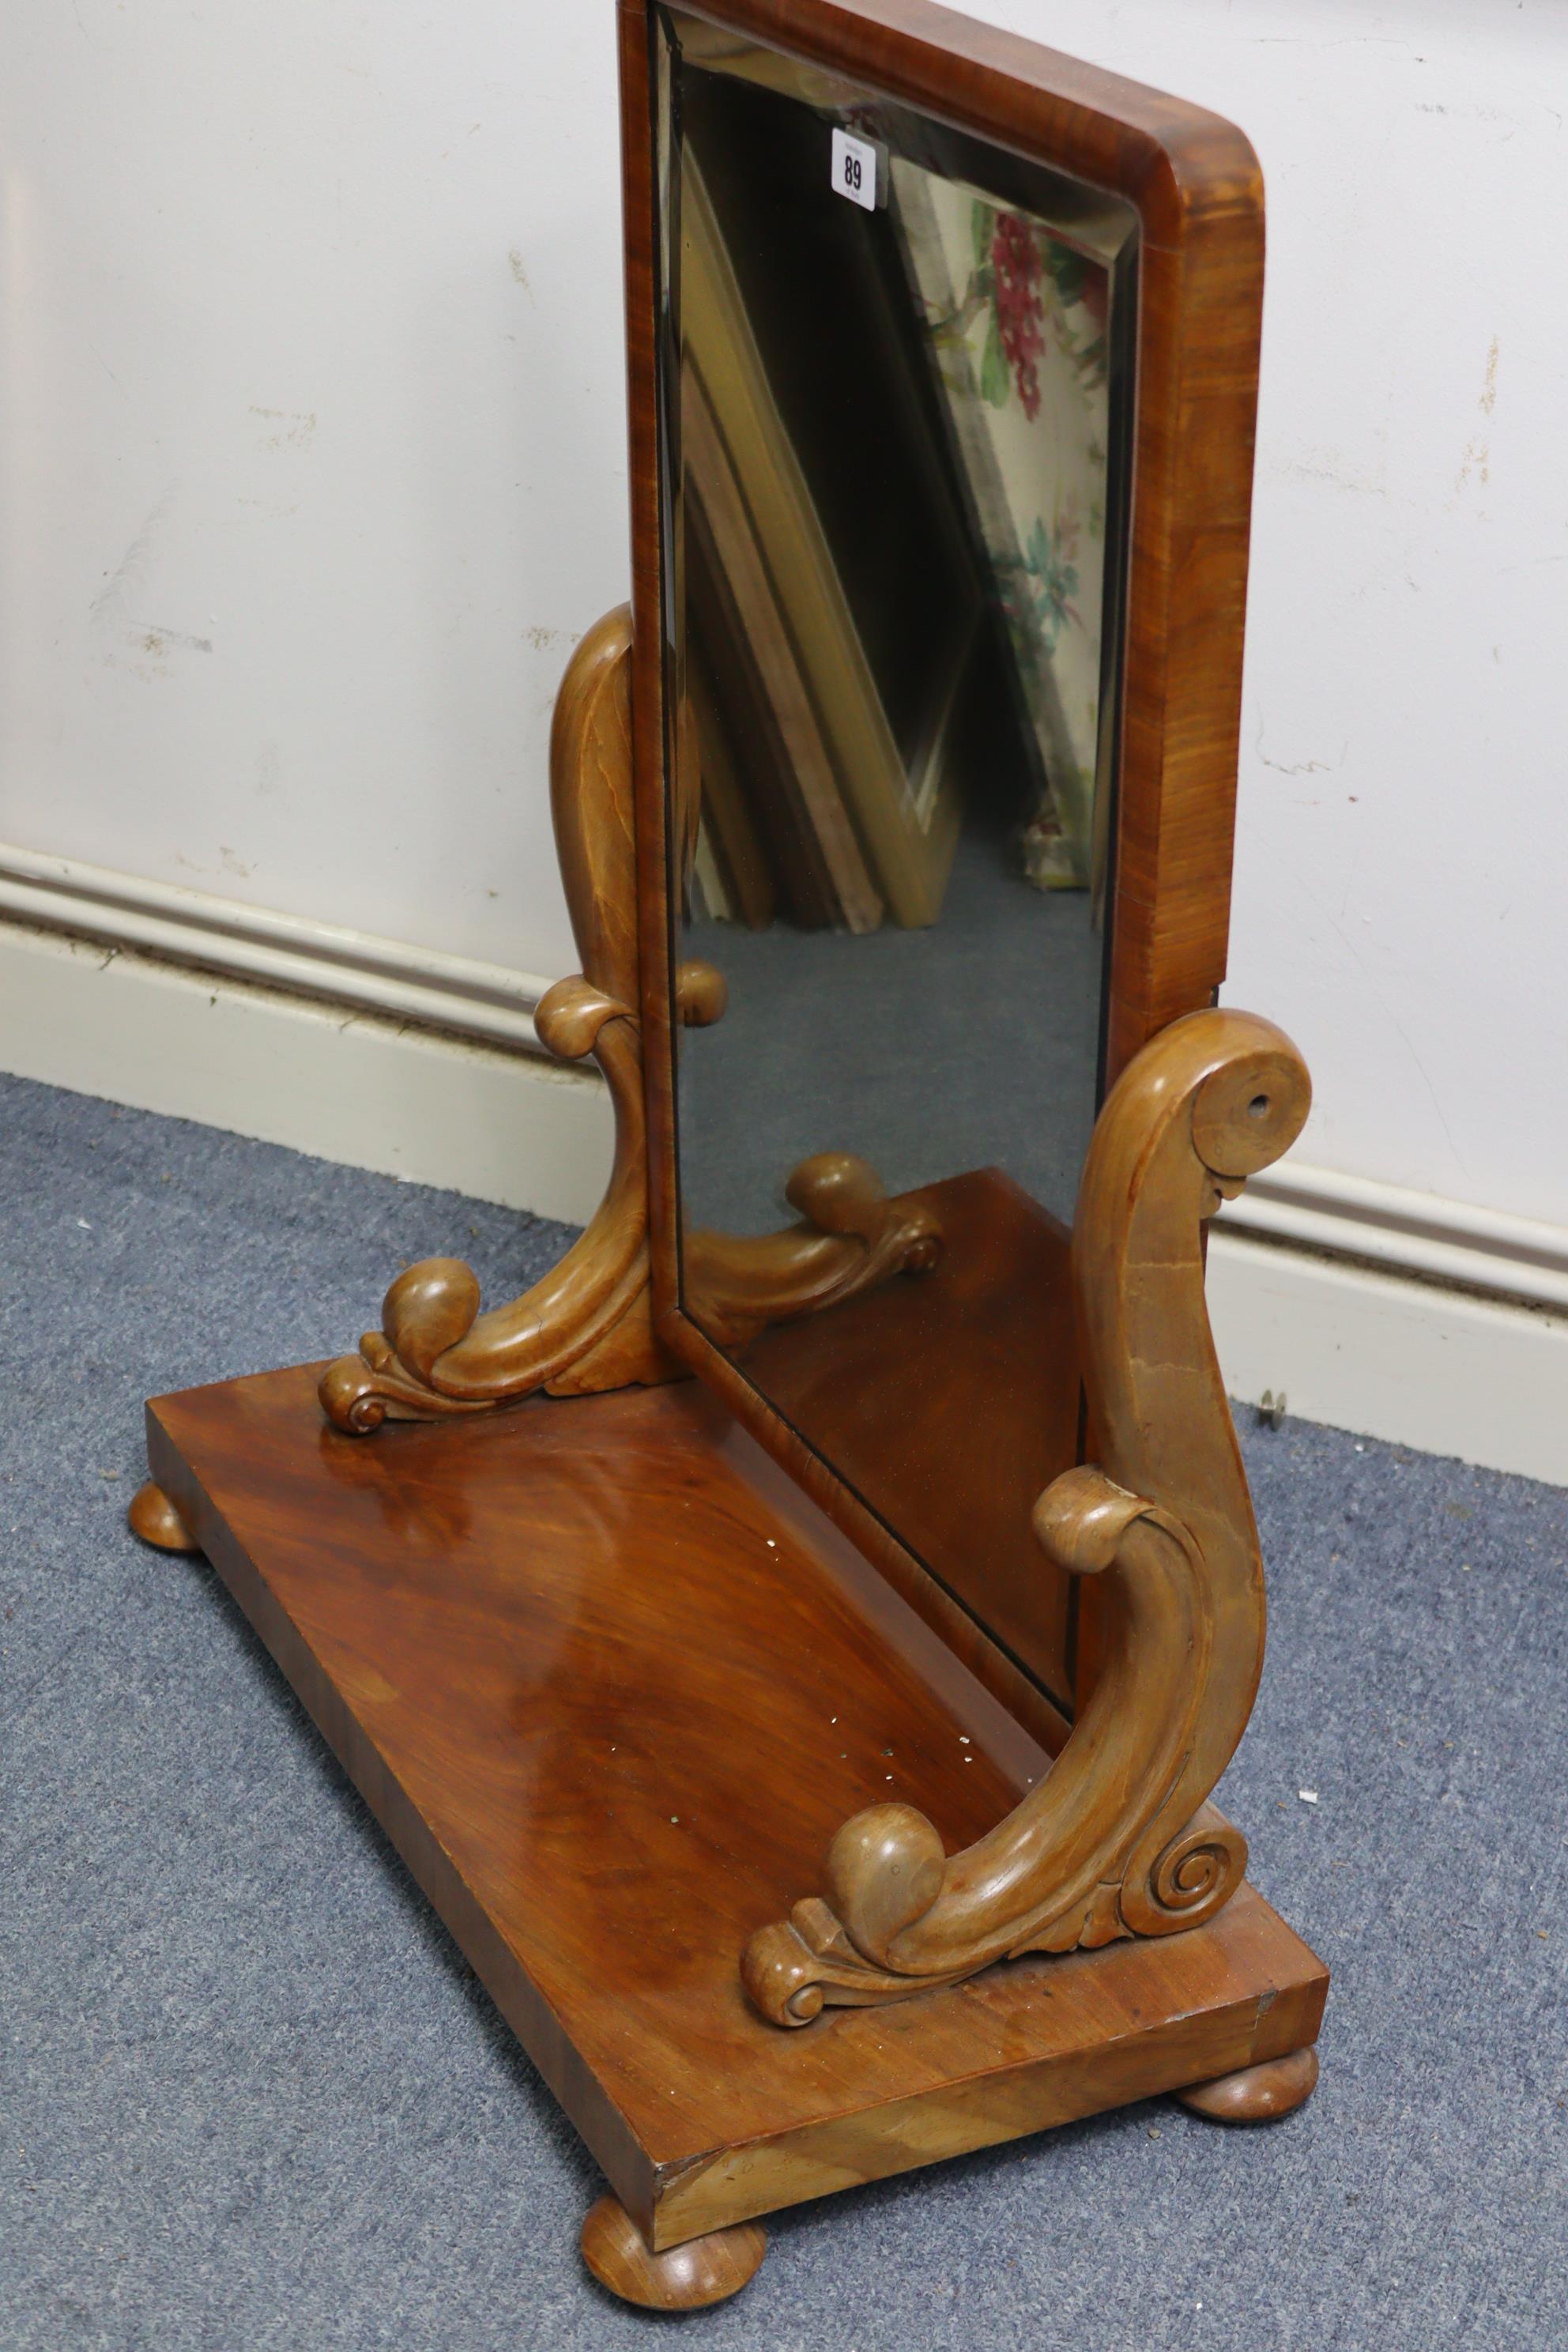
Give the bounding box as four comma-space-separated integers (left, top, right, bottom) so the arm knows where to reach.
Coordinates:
991, 212, 1044, 418
1077, 267, 1108, 335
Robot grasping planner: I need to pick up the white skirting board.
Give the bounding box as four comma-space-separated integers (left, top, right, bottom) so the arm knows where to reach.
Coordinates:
1206, 1232, 1568, 1488
0, 917, 612, 1227
0, 840, 552, 1051
2, 895, 1565, 1489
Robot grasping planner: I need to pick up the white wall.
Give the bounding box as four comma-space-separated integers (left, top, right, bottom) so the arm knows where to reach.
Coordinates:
0, 0, 630, 981
1000, 0, 1566, 1230
2, 0, 1566, 1472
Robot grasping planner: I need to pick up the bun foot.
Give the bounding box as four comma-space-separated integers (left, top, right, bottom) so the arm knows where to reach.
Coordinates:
127, 1481, 200, 1554
1176, 2042, 1319, 2122
580, 2195, 767, 2309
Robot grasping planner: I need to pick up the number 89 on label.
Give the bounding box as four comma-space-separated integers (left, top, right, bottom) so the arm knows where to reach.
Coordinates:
831, 127, 880, 211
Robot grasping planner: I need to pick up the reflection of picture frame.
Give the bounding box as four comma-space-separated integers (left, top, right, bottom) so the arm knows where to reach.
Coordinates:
889, 168, 1118, 896
684, 351, 885, 930
680, 133, 982, 928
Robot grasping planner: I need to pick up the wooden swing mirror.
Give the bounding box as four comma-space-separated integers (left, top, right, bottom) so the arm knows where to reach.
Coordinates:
132, 0, 1328, 2315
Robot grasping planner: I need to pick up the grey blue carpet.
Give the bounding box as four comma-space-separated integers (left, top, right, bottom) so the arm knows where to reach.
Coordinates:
681, 827, 1104, 1238
2, 1070, 1564, 2350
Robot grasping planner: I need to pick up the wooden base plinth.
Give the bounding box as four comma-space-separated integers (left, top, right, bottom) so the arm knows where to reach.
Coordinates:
143, 1364, 1329, 2257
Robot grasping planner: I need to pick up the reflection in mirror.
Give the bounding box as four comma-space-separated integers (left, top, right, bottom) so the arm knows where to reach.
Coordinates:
657, 10, 1136, 1709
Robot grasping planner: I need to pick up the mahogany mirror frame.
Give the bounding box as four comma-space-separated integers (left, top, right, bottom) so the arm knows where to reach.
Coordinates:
622, 0, 1266, 1684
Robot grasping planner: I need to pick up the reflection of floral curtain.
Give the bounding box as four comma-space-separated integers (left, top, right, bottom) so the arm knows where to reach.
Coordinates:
888, 166, 1110, 889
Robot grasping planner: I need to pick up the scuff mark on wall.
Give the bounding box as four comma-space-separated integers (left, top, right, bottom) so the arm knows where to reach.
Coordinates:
173, 848, 254, 881
1455, 436, 1490, 495
1253, 718, 1349, 778
1455, 336, 1500, 498
250, 405, 317, 452
91, 483, 215, 677
1481, 334, 1500, 416
1272, 449, 1388, 498
141, 625, 213, 656
92, 481, 179, 640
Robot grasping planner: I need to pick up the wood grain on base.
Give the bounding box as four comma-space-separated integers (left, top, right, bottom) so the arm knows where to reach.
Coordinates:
146, 1366, 1326, 2249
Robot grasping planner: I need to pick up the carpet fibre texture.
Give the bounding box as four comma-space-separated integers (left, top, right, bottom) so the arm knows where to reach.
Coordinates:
2, 1070, 1565, 2351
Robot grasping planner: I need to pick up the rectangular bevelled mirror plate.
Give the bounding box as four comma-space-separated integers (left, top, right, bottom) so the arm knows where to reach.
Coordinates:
633, 0, 1261, 1714
653, 6, 1138, 1710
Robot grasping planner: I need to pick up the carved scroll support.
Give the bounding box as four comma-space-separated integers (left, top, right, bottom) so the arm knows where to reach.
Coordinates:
743, 1006, 1311, 2026
319, 605, 677, 1433
686, 1152, 940, 1349
318, 604, 942, 1435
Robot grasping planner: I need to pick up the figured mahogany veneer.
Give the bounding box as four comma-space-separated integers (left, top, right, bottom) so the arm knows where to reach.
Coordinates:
145, 1366, 1325, 2251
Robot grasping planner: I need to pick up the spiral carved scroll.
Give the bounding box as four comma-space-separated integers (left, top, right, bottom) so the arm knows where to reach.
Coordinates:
742, 1006, 1310, 2026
